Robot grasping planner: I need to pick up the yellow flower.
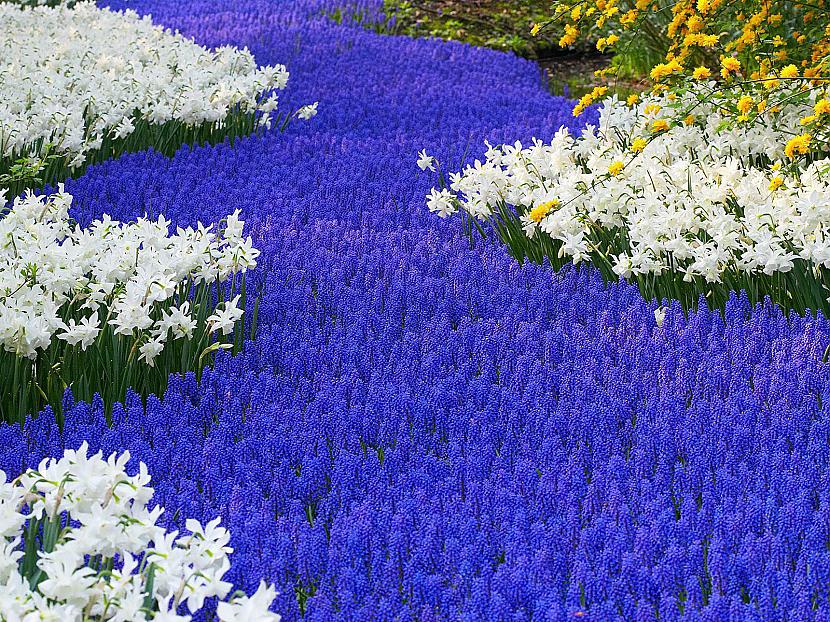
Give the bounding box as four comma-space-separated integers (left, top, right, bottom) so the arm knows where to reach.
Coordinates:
771, 161, 782, 171
800, 115, 817, 126
780, 64, 799, 78
626, 93, 639, 106
815, 99, 830, 115
720, 56, 741, 78
748, 12, 764, 27
757, 99, 767, 113
559, 24, 579, 47
684, 33, 719, 47
572, 86, 608, 117
650, 59, 683, 81
528, 199, 560, 223
651, 119, 670, 133
768, 176, 784, 191
620, 9, 637, 25
683, 114, 695, 125
608, 161, 625, 176
772, 35, 785, 47
686, 15, 704, 32
530, 23, 541, 37
692, 66, 712, 79
784, 133, 811, 159
737, 95, 753, 114
630, 138, 647, 152
644, 103, 661, 115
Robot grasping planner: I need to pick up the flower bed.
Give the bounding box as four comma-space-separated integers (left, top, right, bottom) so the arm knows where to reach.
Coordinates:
2, 0, 830, 620
0, 1, 300, 195
424, 89, 830, 314
0, 186, 259, 423
0, 443, 280, 620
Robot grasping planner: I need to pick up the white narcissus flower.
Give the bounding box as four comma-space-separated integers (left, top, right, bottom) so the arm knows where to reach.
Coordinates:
296, 102, 319, 120
426, 188, 456, 218
56, 315, 100, 350
139, 338, 165, 367
207, 296, 245, 336
0, 445, 280, 621
417, 149, 436, 172
217, 581, 281, 622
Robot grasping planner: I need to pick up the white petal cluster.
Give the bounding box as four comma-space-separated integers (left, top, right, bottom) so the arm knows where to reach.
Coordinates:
0, 186, 259, 360
5, 0, 79, 6
0, 1, 290, 167
430, 91, 830, 283
0, 444, 280, 621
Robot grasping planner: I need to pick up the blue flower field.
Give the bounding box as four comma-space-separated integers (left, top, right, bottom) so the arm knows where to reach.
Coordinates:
3, 1, 830, 620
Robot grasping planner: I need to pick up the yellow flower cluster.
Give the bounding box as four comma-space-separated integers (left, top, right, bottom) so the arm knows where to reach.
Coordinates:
573, 86, 608, 117
528, 199, 560, 223
768, 176, 784, 191
720, 56, 741, 79
559, 24, 579, 47
540, 0, 829, 162
596, 33, 619, 52
784, 134, 812, 159
650, 59, 684, 82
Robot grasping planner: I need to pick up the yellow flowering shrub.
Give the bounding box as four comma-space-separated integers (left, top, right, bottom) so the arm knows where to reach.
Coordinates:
532, 0, 830, 164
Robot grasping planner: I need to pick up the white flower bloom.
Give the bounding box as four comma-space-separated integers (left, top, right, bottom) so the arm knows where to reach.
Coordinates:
56, 315, 100, 350
217, 581, 281, 622
139, 337, 165, 367
417, 149, 436, 172
296, 102, 318, 120
654, 306, 667, 328
207, 296, 245, 336
426, 188, 456, 218
160, 302, 197, 340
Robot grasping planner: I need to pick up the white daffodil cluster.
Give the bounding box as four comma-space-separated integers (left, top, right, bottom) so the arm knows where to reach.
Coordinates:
0, 443, 280, 621
0, 186, 258, 362
0, 1, 289, 168
426, 90, 830, 286
3, 0, 78, 7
